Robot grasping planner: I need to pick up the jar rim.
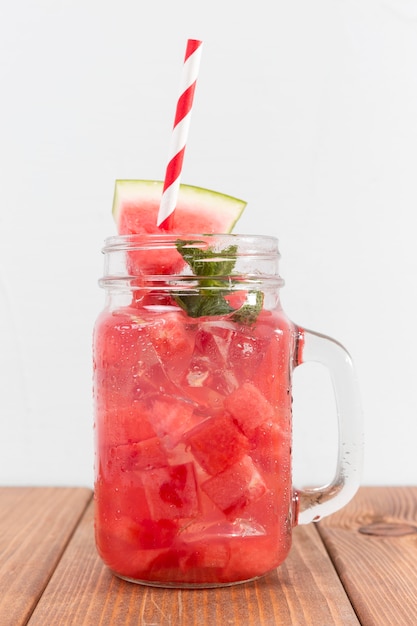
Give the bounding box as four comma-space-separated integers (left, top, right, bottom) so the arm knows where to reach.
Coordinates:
102, 233, 279, 254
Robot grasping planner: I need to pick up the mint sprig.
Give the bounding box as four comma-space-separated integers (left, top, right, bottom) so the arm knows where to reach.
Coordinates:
174, 239, 263, 324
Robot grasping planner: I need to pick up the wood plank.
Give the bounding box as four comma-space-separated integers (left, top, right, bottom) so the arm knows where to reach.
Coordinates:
317, 486, 417, 626
0, 487, 92, 626
28, 499, 359, 626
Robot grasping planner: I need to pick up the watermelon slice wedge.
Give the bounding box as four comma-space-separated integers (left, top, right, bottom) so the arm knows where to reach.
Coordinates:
112, 180, 246, 275
112, 180, 246, 235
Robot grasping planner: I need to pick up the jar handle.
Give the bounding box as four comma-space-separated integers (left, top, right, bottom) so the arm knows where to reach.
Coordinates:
293, 328, 363, 524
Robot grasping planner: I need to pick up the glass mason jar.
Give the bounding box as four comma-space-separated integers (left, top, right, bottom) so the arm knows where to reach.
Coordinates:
93, 233, 362, 588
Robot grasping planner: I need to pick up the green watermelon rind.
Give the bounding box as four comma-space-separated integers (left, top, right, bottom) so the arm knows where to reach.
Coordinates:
112, 180, 246, 233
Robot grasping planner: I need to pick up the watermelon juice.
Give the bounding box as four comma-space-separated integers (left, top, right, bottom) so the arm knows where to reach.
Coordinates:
93, 234, 301, 586
94, 224, 363, 588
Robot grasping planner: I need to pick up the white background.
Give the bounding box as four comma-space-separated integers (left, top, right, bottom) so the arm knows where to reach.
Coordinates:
0, 0, 416, 488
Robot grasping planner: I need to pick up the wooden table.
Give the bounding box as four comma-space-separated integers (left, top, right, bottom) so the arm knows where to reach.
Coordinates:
1, 486, 416, 625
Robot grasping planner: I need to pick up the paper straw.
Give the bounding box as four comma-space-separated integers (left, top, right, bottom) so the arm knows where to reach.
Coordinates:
157, 39, 203, 229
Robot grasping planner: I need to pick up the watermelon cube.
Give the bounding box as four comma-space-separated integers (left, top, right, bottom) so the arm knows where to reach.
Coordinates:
95, 474, 151, 527
248, 421, 290, 475
180, 539, 231, 572
224, 381, 274, 436
147, 540, 231, 585
186, 413, 249, 475
98, 402, 156, 448
95, 520, 174, 579
141, 462, 199, 520
135, 518, 179, 549
109, 437, 167, 472
224, 534, 287, 581
201, 455, 267, 517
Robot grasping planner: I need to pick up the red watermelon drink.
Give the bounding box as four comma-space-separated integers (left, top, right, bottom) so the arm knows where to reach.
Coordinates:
94, 230, 300, 586
94, 37, 363, 586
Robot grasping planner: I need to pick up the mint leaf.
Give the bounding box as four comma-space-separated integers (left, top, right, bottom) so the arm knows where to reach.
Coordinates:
231, 291, 264, 325
174, 239, 263, 323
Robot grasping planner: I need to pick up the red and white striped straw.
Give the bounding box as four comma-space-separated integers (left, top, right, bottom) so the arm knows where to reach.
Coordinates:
157, 39, 203, 229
